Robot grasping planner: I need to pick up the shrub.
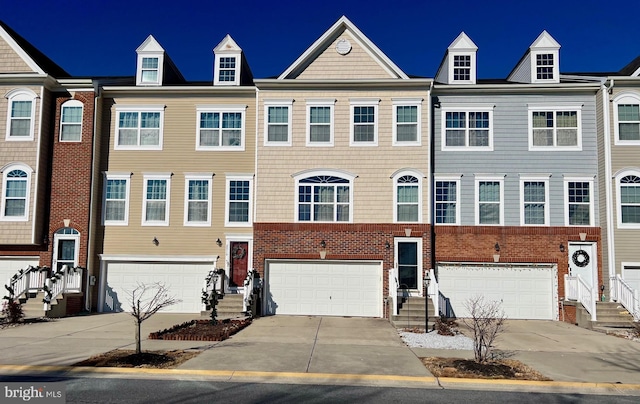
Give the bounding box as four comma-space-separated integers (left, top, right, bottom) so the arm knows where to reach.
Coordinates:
2, 299, 25, 323
435, 317, 458, 336
462, 295, 507, 364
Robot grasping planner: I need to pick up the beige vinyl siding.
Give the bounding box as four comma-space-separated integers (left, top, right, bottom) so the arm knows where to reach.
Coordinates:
256, 89, 429, 223
101, 94, 255, 256
296, 32, 393, 80
0, 85, 42, 244
0, 36, 33, 73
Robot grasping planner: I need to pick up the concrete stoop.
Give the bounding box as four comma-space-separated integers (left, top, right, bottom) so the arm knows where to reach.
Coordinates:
201, 293, 247, 320
572, 301, 636, 330
390, 296, 438, 330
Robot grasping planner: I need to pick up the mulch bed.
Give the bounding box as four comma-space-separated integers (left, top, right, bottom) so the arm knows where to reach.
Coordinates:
148, 318, 252, 341
422, 357, 551, 381
75, 350, 199, 368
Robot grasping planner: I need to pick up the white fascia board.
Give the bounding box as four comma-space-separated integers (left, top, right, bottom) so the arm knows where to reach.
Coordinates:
0, 28, 46, 74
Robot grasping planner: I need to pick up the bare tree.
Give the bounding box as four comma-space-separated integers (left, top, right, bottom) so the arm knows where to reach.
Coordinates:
129, 282, 180, 354
462, 295, 507, 363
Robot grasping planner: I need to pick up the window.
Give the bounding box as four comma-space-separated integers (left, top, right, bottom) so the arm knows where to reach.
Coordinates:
60, 100, 83, 142
218, 57, 236, 82
295, 172, 354, 223
442, 107, 493, 150
143, 175, 171, 226
1, 165, 31, 221
6, 89, 36, 140
529, 106, 582, 149
435, 177, 460, 224
226, 175, 253, 226
103, 173, 130, 225
536, 54, 554, 80
476, 176, 504, 225
616, 172, 640, 227
613, 93, 640, 144
141, 57, 159, 83
350, 99, 379, 146
393, 99, 421, 145
135, 47, 163, 86
307, 99, 335, 146
520, 177, 549, 225
197, 106, 245, 150
453, 55, 471, 81
115, 107, 164, 149
265, 100, 292, 145
393, 171, 422, 223
184, 175, 212, 226
565, 179, 592, 226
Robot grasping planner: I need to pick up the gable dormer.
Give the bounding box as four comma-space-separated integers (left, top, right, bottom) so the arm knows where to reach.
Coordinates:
435, 32, 477, 85
508, 31, 560, 84
213, 35, 242, 86
136, 35, 165, 86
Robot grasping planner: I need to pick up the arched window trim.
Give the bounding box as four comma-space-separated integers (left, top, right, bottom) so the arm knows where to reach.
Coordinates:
616, 169, 640, 228
613, 92, 640, 145
392, 170, 423, 223
60, 99, 84, 142
5, 89, 37, 141
0, 163, 33, 222
294, 170, 354, 223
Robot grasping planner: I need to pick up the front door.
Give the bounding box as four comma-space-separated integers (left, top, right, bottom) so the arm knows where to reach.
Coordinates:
230, 241, 248, 287
52, 228, 79, 271
568, 242, 597, 289
397, 240, 421, 292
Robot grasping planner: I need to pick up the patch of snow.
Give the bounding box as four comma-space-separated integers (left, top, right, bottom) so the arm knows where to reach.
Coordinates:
399, 330, 474, 350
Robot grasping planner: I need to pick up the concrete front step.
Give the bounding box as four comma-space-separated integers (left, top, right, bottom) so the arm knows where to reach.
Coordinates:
392, 318, 438, 330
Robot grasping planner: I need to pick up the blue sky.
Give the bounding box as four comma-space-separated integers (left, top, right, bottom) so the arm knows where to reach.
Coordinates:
2, 0, 639, 80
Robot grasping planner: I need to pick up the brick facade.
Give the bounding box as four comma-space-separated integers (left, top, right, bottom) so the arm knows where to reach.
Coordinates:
253, 223, 432, 319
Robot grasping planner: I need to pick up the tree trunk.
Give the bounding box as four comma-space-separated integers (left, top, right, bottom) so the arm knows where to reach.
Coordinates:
136, 320, 141, 354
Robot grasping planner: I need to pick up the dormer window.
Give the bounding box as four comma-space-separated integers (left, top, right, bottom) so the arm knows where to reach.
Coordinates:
141, 57, 159, 83
213, 34, 243, 86
218, 57, 236, 82
536, 53, 554, 80
135, 35, 165, 86
453, 55, 471, 81
436, 33, 477, 85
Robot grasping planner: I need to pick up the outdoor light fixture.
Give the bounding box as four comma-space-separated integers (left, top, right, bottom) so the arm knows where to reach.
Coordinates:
216, 238, 222, 247
424, 271, 431, 333
559, 243, 565, 253
152, 237, 159, 246
320, 240, 326, 248
493, 242, 500, 262
494, 242, 500, 252
319, 240, 327, 259
385, 241, 391, 250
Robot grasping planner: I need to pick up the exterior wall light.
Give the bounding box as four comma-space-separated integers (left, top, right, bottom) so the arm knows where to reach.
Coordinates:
559, 243, 565, 253
152, 237, 159, 246
216, 238, 222, 247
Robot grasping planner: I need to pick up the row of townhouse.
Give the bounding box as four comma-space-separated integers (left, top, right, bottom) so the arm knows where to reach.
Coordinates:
0, 16, 638, 323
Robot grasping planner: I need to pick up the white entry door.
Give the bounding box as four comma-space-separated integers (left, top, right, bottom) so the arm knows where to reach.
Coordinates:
53, 228, 80, 271
568, 242, 597, 289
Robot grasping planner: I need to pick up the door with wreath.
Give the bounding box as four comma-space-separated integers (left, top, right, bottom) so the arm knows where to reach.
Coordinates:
230, 241, 249, 287
568, 242, 597, 290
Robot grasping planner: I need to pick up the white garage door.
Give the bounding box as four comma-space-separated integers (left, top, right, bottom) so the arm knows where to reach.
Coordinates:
0, 257, 40, 289
266, 260, 382, 317
624, 266, 640, 296
438, 264, 557, 320
101, 261, 212, 313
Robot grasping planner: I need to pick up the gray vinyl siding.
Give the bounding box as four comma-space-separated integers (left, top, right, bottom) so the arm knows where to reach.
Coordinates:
433, 92, 599, 227
508, 55, 531, 83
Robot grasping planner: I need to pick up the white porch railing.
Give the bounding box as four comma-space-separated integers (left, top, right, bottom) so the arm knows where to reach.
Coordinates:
427, 268, 440, 317
6, 266, 47, 300
389, 265, 399, 316
243, 269, 256, 314
564, 274, 597, 321
44, 266, 83, 310
610, 275, 640, 321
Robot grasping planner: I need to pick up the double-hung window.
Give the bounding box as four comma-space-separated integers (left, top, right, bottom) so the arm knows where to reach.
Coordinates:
565, 178, 593, 226
136, 52, 163, 86
197, 106, 245, 150
435, 176, 460, 224
453, 55, 471, 81
141, 57, 159, 84
184, 175, 212, 226
60, 100, 83, 142
218, 57, 236, 82
264, 100, 292, 145
442, 106, 493, 150
103, 173, 131, 225
616, 172, 640, 227
1, 165, 31, 221
520, 176, 549, 225
394, 171, 421, 223
307, 99, 334, 146
226, 175, 253, 227
393, 99, 421, 145
115, 106, 163, 149
535, 54, 554, 80
6, 89, 37, 141
614, 93, 640, 143
529, 106, 581, 150
296, 172, 354, 223
350, 99, 379, 146
143, 174, 171, 226
476, 175, 504, 225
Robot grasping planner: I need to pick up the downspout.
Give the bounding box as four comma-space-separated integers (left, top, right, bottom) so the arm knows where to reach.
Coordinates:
428, 81, 436, 276
33, 85, 46, 245
85, 83, 100, 312
602, 78, 615, 298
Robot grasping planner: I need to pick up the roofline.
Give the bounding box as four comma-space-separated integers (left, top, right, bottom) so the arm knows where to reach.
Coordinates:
255, 78, 432, 89
433, 82, 601, 94
100, 85, 257, 95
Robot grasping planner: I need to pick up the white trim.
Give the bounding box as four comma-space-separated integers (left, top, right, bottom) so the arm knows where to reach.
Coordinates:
225, 174, 253, 227
441, 105, 494, 151
530, 50, 560, 84
519, 175, 551, 226
59, 99, 83, 142
196, 106, 246, 151
0, 27, 45, 73
615, 169, 640, 229
184, 174, 213, 227
264, 100, 293, 146
114, 105, 164, 150
306, 99, 335, 147
136, 54, 164, 86
448, 52, 476, 85
0, 163, 33, 222
102, 172, 131, 226
142, 174, 171, 226
214, 53, 241, 86
612, 92, 640, 145
475, 175, 505, 225
392, 170, 422, 223
52, 229, 80, 270
5, 89, 37, 141
564, 176, 594, 226
527, 105, 583, 151
434, 174, 462, 225
621, 262, 640, 278
350, 98, 379, 147
392, 98, 422, 146
294, 169, 354, 223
